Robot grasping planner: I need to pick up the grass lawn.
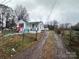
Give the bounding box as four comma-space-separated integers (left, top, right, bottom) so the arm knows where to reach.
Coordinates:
3, 29, 16, 35
0, 33, 43, 59
63, 31, 70, 47
64, 30, 79, 58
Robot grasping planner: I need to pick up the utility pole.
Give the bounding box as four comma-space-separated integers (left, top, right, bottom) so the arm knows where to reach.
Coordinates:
69, 25, 72, 46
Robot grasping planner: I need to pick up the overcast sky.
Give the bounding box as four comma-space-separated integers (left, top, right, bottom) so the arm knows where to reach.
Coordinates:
0, 0, 79, 24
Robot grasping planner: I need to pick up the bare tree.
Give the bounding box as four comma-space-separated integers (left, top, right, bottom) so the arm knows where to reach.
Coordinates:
15, 5, 29, 21
59, 24, 64, 29
53, 20, 58, 29
64, 23, 70, 29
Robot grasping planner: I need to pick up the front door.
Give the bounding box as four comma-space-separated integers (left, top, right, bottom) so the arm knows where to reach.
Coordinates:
19, 23, 24, 32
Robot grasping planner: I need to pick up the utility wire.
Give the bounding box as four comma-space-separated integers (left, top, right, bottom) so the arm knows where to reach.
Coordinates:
0, 0, 12, 4
3, 0, 12, 4
46, 0, 58, 21
1, 0, 7, 3
1, 0, 12, 4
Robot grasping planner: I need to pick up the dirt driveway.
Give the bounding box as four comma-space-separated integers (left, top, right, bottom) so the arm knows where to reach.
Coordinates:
53, 32, 76, 59
11, 31, 48, 59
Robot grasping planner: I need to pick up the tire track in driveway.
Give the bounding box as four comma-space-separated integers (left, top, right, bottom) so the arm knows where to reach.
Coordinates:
11, 31, 48, 59
41, 31, 55, 59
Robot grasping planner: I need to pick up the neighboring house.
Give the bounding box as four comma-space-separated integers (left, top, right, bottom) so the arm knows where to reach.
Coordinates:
16, 20, 29, 33
0, 4, 15, 28
29, 21, 44, 33
16, 20, 44, 33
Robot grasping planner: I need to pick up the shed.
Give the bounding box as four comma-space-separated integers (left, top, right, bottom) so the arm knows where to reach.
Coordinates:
16, 20, 29, 33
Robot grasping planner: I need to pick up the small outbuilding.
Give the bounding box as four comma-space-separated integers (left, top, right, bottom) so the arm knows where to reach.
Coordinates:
16, 20, 29, 33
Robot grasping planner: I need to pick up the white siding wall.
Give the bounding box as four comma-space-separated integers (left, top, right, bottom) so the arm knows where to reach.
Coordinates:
29, 22, 44, 33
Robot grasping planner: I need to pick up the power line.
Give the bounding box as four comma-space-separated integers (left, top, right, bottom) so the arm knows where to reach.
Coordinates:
46, 0, 58, 21
1, 0, 7, 3
3, 0, 12, 4
0, 0, 12, 4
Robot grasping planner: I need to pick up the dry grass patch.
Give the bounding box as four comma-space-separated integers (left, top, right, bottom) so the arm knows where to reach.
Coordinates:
0, 32, 44, 59
42, 31, 55, 59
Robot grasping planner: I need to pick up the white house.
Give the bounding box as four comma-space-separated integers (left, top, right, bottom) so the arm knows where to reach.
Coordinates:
29, 21, 44, 33
16, 19, 44, 33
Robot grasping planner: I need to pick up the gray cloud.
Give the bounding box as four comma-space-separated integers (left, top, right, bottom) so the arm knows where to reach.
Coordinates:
34, 0, 79, 10
1, 0, 79, 24
36, 0, 57, 9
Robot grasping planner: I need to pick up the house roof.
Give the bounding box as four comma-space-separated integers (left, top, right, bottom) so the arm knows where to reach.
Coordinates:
0, 4, 13, 11
0, 4, 8, 8
29, 22, 43, 24
28, 20, 43, 24
17, 19, 43, 24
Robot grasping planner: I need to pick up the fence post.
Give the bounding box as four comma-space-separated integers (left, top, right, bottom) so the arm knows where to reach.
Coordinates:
69, 26, 72, 47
